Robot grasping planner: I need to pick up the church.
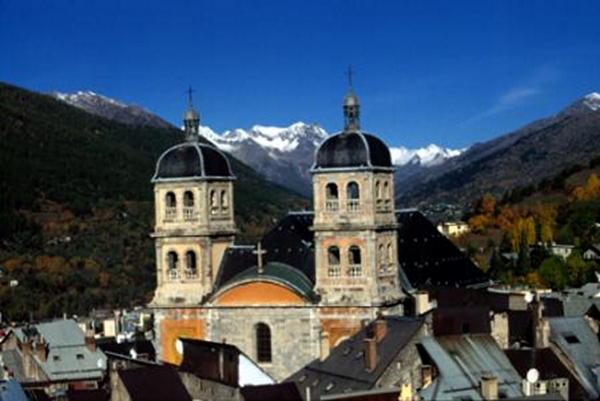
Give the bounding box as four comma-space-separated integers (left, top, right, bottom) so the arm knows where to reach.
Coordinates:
149, 85, 489, 380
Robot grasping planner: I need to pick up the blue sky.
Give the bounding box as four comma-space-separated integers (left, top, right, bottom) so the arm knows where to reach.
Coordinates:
2, 0, 600, 149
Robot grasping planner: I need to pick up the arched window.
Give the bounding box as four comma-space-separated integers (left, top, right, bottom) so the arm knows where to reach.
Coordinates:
348, 245, 362, 277
165, 192, 177, 220
183, 191, 195, 220
185, 251, 197, 279
327, 246, 341, 277
347, 182, 360, 212
375, 180, 381, 199
220, 190, 229, 212
383, 181, 391, 210
210, 190, 218, 214
325, 183, 339, 212
255, 323, 272, 363
167, 251, 178, 280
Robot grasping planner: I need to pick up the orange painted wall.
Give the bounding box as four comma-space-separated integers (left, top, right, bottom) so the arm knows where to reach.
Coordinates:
161, 318, 206, 365
321, 318, 363, 347
214, 282, 306, 306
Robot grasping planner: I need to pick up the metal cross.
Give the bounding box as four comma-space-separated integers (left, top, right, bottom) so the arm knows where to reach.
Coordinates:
253, 242, 267, 274
186, 85, 195, 107
345, 66, 354, 89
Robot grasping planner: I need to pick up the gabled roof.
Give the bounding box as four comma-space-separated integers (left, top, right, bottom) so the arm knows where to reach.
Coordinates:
286, 316, 425, 399
212, 209, 490, 302
396, 210, 491, 289
418, 334, 524, 400
118, 365, 191, 401
13, 320, 107, 382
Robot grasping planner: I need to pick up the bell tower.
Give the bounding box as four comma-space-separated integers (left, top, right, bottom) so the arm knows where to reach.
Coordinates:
151, 89, 236, 306
311, 79, 403, 308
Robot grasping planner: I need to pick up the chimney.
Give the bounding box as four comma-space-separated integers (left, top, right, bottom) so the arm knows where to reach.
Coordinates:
415, 291, 429, 315
535, 318, 550, 348
320, 331, 330, 361
421, 365, 433, 388
374, 317, 387, 342
85, 329, 96, 352
480, 375, 498, 401
363, 337, 377, 371
35, 336, 47, 362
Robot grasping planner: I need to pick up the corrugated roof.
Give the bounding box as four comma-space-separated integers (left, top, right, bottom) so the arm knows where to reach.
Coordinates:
418, 334, 524, 400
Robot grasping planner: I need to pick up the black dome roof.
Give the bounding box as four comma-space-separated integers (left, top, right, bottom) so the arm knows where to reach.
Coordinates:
152, 142, 234, 182
313, 131, 393, 170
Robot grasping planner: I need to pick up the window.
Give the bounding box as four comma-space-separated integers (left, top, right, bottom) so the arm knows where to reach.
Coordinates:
383, 181, 391, 210
165, 192, 177, 220
256, 323, 272, 362
220, 190, 229, 212
183, 191, 195, 220
185, 251, 197, 279
210, 190, 218, 214
375, 180, 381, 199
325, 183, 339, 212
347, 182, 360, 212
348, 245, 362, 277
327, 246, 341, 277
167, 251, 179, 280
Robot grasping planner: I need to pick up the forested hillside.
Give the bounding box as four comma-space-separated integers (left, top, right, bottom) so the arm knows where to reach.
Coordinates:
0, 82, 308, 322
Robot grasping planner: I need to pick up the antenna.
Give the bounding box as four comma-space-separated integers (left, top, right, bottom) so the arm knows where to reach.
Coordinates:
186, 85, 195, 107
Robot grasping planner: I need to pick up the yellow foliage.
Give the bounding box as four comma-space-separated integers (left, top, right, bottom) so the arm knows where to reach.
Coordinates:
3, 259, 22, 272
479, 193, 497, 216
469, 214, 492, 233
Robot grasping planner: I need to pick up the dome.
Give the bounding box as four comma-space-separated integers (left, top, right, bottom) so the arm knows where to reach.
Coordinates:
343, 91, 360, 107
313, 131, 393, 170
152, 142, 234, 182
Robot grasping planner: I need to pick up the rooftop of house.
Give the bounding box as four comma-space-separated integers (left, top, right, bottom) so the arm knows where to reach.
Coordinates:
117, 365, 191, 401
418, 333, 524, 400
286, 316, 425, 399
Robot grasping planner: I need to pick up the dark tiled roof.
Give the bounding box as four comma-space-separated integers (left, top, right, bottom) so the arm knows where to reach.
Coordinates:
152, 142, 234, 181
117, 365, 191, 401
505, 348, 588, 401
286, 316, 425, 399
178, 338, 240, 386
313, 131, 392, 170
396, 210, 490, 289
241, 382, 303, 401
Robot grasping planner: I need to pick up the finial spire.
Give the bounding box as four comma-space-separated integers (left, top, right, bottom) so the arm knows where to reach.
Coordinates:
183, 85, 200, 142
343, 67, 360, 132
345, 66, 354, 90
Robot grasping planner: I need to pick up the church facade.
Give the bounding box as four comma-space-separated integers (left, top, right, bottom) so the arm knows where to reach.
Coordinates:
150, 87, 409, 380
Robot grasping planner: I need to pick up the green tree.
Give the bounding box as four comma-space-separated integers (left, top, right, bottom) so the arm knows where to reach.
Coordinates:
539, 256, 568, 290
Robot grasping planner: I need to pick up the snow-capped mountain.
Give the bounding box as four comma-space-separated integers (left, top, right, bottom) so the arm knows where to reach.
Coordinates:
201, 122, 464, 196
51, 91, 173, 129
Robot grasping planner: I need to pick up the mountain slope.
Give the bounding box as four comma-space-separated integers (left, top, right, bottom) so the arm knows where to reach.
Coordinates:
51, 90, 174, 129
399, 93, 600, 209
0, 82, 308, 321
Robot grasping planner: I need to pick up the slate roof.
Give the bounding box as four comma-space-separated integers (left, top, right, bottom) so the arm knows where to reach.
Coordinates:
240, 382, 303, 401
13, 320, 106, 382
418, 334, 524, 400
97, 339, 156, 361
152, 142, 234, 182
313, 131, 393, 170
396, 210, 491, 289
117, 365, 191, 401
212, 210, 490, 301
286, 316, 425, 399
547, 317, 600, 399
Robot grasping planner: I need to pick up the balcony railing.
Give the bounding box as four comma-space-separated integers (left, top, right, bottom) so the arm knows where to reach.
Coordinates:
347, 199, 360, 213
184, 269, 198, 280
165, 207, 177, 221
167, 269, 179, 280
348, 264, 362, 278
326, 200, 339, 212
183, 206, 196, 221
327, 265, 342, 278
